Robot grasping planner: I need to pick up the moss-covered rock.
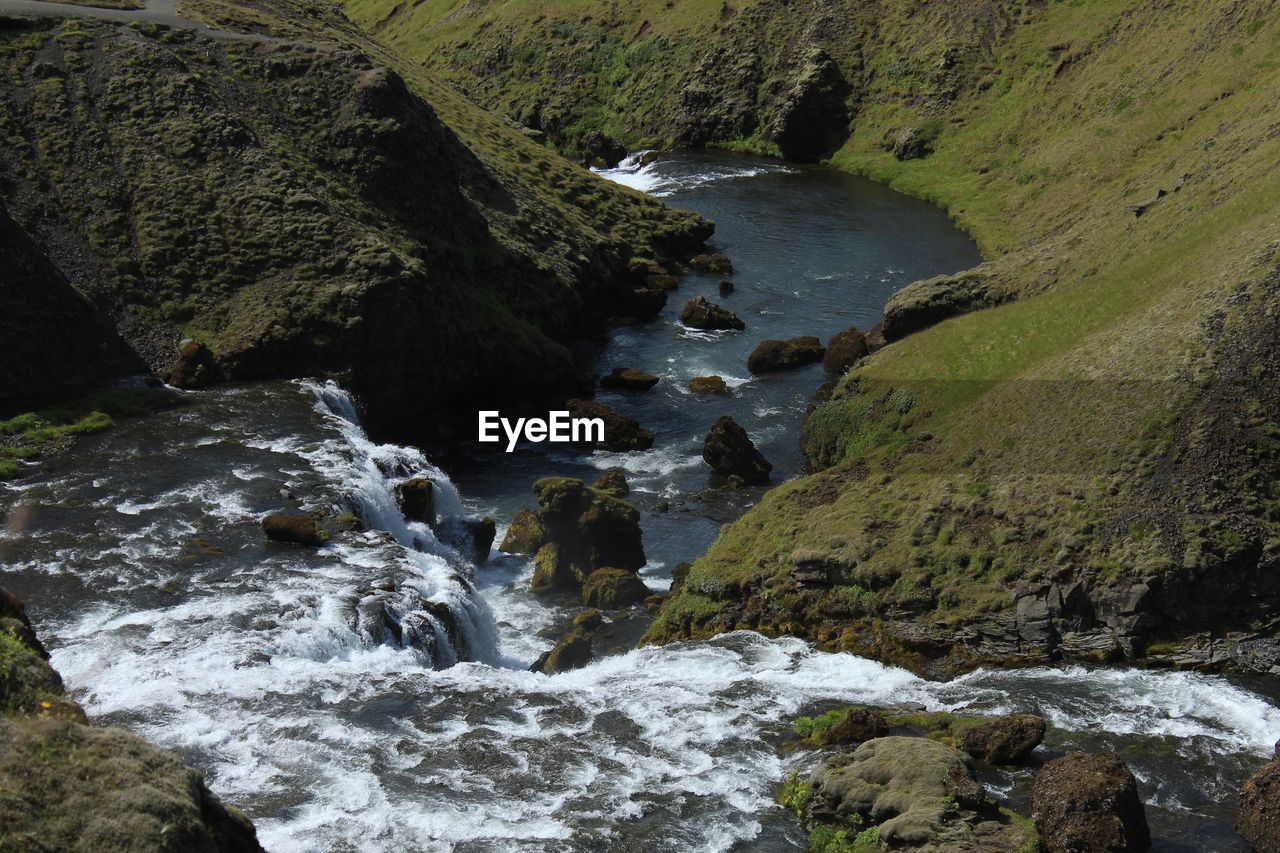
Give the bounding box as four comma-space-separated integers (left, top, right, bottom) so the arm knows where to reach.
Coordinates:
747, 336, 825, 374
565, 399, 655, 452
702, 415, 771, 485
960, 714, 1046, 766
499, 508, 546, 555
261, 513, 327, 547
582, 568, 650, 609
679, 296, 745, 331
1031, 752, 1150, 853
688, 375, 730, 395
600, 368, 660, 392
526, 477, 646, 597
590, 469, 630, 498
1237, 749, 1280, 853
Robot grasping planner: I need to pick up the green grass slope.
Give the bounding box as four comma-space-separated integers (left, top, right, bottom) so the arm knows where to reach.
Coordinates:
353, 0, 1280, 673
0, 0, 710, 435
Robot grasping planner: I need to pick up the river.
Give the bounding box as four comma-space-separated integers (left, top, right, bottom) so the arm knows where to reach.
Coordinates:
0, 151, 1276, 852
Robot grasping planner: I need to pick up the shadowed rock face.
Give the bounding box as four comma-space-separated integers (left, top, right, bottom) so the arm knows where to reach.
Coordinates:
1031, 752, 1150, 853
0, 588, 266, 852
703, 415, 772, 485
525, 477, 646, 596
1238, 748, 1280, 853
961, 714, 1046, 765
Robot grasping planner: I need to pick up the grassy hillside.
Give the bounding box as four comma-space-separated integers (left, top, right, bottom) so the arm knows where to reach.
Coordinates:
0, 0, 710, 435
352, 0, 1280, 673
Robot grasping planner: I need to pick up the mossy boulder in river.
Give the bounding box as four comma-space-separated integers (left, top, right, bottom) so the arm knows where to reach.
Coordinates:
500, 509, 546, 555
1237, 746, 1280, 853
600, 368, 660, 392
823, 326, 869, 374
960, 714, 1046, 765
679, 296, 745, 331
703, 415, 772, 485
1031, 752, 1150, 853
591, 469, 630, 498
688, 375, 730, 395
525, 477, 645, 597
582, 568, 651, 609
565, 399, 655, 452
746, 336, 825, 373
262, 513, 328, 547
395, 477, 435, 524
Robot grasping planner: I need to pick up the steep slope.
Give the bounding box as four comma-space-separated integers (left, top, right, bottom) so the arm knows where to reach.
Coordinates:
355, 0, 1280, 674
0, 0, 711, 435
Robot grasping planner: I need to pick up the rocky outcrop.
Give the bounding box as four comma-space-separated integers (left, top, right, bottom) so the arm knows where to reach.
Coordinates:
582, 568, 651, 609
262, 513, 327, 547
1031, 752, 1150, 853
703, 415, 772, 485
881, 270, 1006, 341
499, 509, 545, 555
746, 336, 825, 373
566, 399, 655, 452
165, 339, 222, 390
961, 714, 1046, 765
823, 326, 868, 373
799, 736, 1036, 851
396, 477, 435, 524
0, 589, 266, 852
760, 47, 851, 162
600, 367, 660, 391
679, 296, 745, 331
531, 610, 604, 674
813, 707, 889, 746
524, 477, 646, 597
689, 252, 733, 274
1238, 747, 1280, 852
718, 279, 735, 296
591, 469, 630, 498
460, 517, 496, 563
688, 375, 730, 395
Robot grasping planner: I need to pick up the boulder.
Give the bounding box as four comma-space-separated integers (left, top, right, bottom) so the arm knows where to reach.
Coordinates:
578, 130, 626, 168
688, 375, 730, 395
499, 508, 545, 555
566, 398, 654, 451
527, 477, 645, 595
747, 336, 825, 373
582, 567, 651, 609
600, 367, 660, 391
573, 609, 604, 631
165, 339, 221, 390
760, 47, 851, 162
1238, 753, 1280, 852
533, 628, 594, 674
866, 321, 887, 351
689, 252, 733, 274
395, 477, 434, 524
718, 279, 734, 296
591, 469, 629, 498
461, 516, 496, 563
262, 513, 327, 547
679, 296, 745, 331
823, 326, 869, 373
881, 271, 1003, 342
1031, 752, 1150, 853
703, 415, 771, 485
961, 713, 1046, 765
817, 707, 889, 745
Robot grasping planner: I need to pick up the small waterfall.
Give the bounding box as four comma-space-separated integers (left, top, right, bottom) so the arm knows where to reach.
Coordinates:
302, 380, 501, 667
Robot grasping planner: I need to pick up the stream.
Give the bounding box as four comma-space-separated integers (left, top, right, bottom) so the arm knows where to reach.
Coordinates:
0, 151, 1276, 853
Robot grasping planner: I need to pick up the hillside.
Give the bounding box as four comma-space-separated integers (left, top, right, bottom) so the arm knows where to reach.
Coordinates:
0, 0, 711, 436
352, 0, 1280, 674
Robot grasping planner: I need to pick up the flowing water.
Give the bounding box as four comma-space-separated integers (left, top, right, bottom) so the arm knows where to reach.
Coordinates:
1, 152, 1278, 853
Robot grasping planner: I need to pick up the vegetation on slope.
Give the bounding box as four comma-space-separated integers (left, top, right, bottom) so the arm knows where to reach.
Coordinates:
354, 0, 1280, 673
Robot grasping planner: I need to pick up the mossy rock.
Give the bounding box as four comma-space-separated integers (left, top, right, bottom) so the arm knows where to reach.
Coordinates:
581, 568, 651, 609
688, 375, 730, 395
500, 508, 546, 555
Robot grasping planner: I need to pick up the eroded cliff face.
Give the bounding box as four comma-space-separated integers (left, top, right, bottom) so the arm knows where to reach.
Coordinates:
0, 3, 711, 435
354, 0, 1280, 675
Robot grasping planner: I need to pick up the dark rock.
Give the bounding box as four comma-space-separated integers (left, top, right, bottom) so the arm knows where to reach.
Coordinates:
760, 47, 851, 161
944, 766, 988, 811
591, 469, 629, 498
1031, 752, 1150, 853
262, 513, 327, 547
578, 130, 627, 168
566, 399, 654, 451
882, 271, 1004, 342
582, 567, 651, 609
823, 326, 869, 373
600, 367, 660, 391
643, 594, 666, 614
395, 477, 434, 524
573, 609, 604, 631
532, 627, 594, 674
718, 279, 735, 296
461, 516, 496, 563
499, 508, 545, 555
689, 252, 733, 274
647, 274, 680, 291
703, 415, 771, 485
527, 477, 645, 595
0, 588, 46, 659
679, 296, 745, 331
688, 375, 730, 395
818, 707, 889, 745
961, 714, 1047, 765
1238, 754, 1280, 853
165, 339, 222, 390
866, 321, 887, 351
747, 336, 825, 373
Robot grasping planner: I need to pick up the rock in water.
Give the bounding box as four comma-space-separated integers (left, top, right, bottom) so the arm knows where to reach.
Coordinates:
395, 477, 434, 524
718, 279, 735, 296
703, 415, 772, 485
600, 367, 660, 391
961, 714, 1046, 765
688, 375, 730, 395
165, 339, 221, 389
582, 568, 651, 609
816, 707, 889, 745
531, 610, 605, 674
591, 469, 630, 497
500, 509, 547, 555
461, 517, 496, 563
1031, 752, 1150, 853
679, 296, 745, 331
526, 477, 645, 595
747, 336, 825, 373
823, 326, 869, 373
262, 513, 327, 547
566, 398, 655, 451
1238, 750, 1280, 852
689, 252, 733, 274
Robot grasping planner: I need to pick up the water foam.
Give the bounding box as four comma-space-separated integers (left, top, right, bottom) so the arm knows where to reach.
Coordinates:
594, 151, 798, 197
